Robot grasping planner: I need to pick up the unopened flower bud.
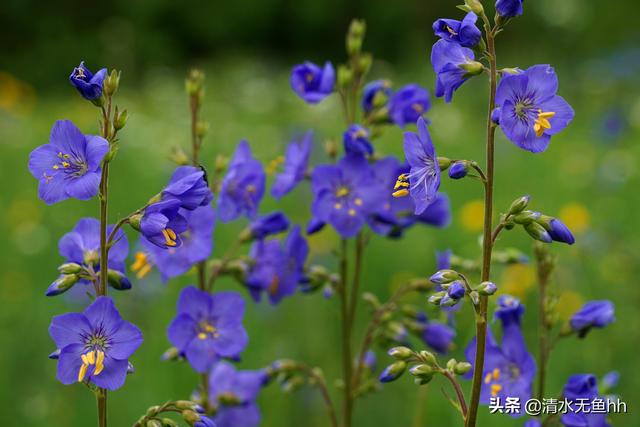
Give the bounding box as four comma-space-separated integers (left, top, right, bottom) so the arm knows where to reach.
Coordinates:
58, 262, 83, 274
513, 210, 541, 225
168, 146, 190, 166
46, 274, 80, 296
448, 161, 468, 179
357, 53, 372, 75
160, 419, 179, 427
281, 375, 305, 393
337, 65, 353, 89
461, 61, 484, 76
388, 346, 413, 361
409, 364, 434, 377
440, 295, 459, 307
362, 292, 381, 308
446, 358, 457, 372
107, 269, 132, 291
447, 281, 466, 299
181, 409, 199, 424
477, 281, 498, 296
429, 269, 459, 284
525, 222, 552, 243
147, 420, 163, 427
379, 361, 407, 383
454, 361, 472, 375
161, 346, 181, 361
428, 291, 446, 306
418, 350, 437, 365
114, 107, 128, 130
196, 121, 209, 138
465, 0, 485, 15
437, 156, 452, 171
508, 195, 530, 215
103, 69, 120, 96
185, 69, 205, 96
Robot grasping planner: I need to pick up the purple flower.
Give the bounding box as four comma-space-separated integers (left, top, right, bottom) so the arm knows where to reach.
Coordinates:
28, 120, 109, 205
271, 131, 312, 199
218, 141, 265, 222
306, 217, 326, 235
422, 322, 455, 354
247, 211, 290, 240
496, 0, 524, 18
561, 374, 611, 427
448, 161, 468, 179
48, 218, 129, 295
163, 166, 213, 211
495, 65, 574, 153
396, 117, 441, 215
290, 61, 335, 104
436, 249, 452, 270
208, 361, 267, 427
388, 84, 431, 127
168, 287, 248, 373
433, 12, 481, 47
48, 297, 143, 390
139, 199, 188, 249
136, 205, 215, 282
494, 295, 525, 327
246, 226, 308, 304
343, 124, 373, 156
415, 193, 451, 227
69, 62, 107, 100
364, 350, 377, 372
431, 40, 478, 103
570, 301, 615, 336
362, 80, 392, 113
465, 295, 535, 418
311, 154, 385, 238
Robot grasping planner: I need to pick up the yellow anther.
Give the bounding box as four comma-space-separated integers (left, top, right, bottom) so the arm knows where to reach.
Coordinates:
131, 252, 153, 278
246, 184, 256, 194
86, 350, 95, 365
334, 203, 343, 210
53, 165, 59, 170
198, 332, 207, 340
306, 73, 314, 82
446, 25, 458, 36
78, 362, 88, 382
205, 324, 216, 333
81, 353, 89, 365
492, 368, 501, 381
533, 110, 555, 137
336, 186, 349, 197
58, 152, 63, 158
412, 103, 424, 113
354, 198, 363, 206
392, 189, 409, 198
63, 154, 70, 159
62, 161, 70, 168
94, 351, 105, 376
490, 383, 503, 397
397, 173, 409, 181
484, 373, 492, 384
162, 228, 178, 247
394, 181, 409, 190
267, 156, 285, 175
348, 208, 356, 217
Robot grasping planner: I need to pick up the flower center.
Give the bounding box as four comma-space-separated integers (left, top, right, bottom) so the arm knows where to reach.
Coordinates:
162, 228, 177, 247
52, 151, 88, 178
74, 67, 87, 80
197, 322, 220, 340
131, 252, 153, 278
392, 173, 410, 198
335, 186, 350, 197
533, 110, 555, 137
445, 25, 458, 36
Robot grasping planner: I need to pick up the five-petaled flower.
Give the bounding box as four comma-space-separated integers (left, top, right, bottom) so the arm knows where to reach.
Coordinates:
271, 131, 313, 199
431, 39, 481, 103
433, 12, 481, 47
168, 286, 248, 373
290, 61, 335, 104
218, 141, 266, 222
69, 62, 107, 100
494, 64, 574, 153
207, 361, 267, 427
28, 120, 109, 205
388, 84, 431, 127
162, 166, 213, 211
311, 153, 385, 238
395, 117, 441, 215
48, 296, 143, 390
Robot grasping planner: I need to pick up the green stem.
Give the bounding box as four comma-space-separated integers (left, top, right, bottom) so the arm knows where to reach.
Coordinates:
338, 239, 353, 427
97, 387, 107, 427
348, 233, 365, 331
465, 17, 498, 427
99, 164, 110, 296
534, 243, 554, 402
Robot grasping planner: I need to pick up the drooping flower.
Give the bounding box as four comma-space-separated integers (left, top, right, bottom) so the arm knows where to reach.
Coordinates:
218, 141, 265, 222
395, 117, 440, 215
245, 226, 308, 304
48, 296, 143, 390
28, 120, 109, 205
388, 84, 431, 127
496, 0, 524, 18
207, 361, 267, 427
561, 374, 611, 427
343, 124, 373, 156
569, 301, 615, 337
271, 131, 312, 199
290, 61, 335, 104
245, 212, 290, 241
433, 12, 481, 47
162, 166, 213, 211
134, 205, 215, 282
167, 286, 248, 373
362, 79, 392, 113
138, 199, 188, 249
465, 295, 535, 418
495, 64, 574, 153
431, 39, 480, 103
47, 217, 130, 296
311, 154, 385, 238
69, 62, 107, 100
421, 322, 456, 354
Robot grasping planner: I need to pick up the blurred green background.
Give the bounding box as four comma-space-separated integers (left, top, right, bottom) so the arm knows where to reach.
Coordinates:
1, 0, 638, 425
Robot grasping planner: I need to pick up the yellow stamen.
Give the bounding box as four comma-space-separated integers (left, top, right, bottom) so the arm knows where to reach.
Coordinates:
336, 186, 349, 197
484, 373, 492, 384
94, 351, 105, 376
490, 383, 503, 397
394, 181, 409, 190
392, 189, 409, 198
533, 110, 555, 137
348, 208, 356, 217
131, 252, 153, 278
62, 161, 70, 168
162, 228, 177, 247
446, 25, 458, 36
354, 198, 363, 206
334, 203, 343, 210
86, 350, 95, 365
198, 332, 207, 340
78, 363, 88, 382
53, 165, 59, 170
492, 368, 500, 381
205, 324, 216, 333
81, 353, 89, 365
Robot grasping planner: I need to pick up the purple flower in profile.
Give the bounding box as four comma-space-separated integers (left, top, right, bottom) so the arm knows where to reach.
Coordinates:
561, 374, 611, 427
495, 64, 574, 153
218, 141, 265, 222
433, 12, 481, 47
290, 61, 335, 104
246, 212, 290, 240
362, 80, 392, 113
135, 205, 215, 282
570, 301, 615, 337
397, 117, 441, 215
343, 124, 373, 156
162, 166, 213, 210
48, 217, 130, 296
139, 199, 188, 249
311, 154, 385, 238
168, 286, 248, 373
271, 131, 312, 199
69, 62, 107, 100
388, 84, 431, 127
496, 0, 524, 18
422, 322, 455, 354
28, 120, 109, 205
48, 297, 143, 390
465, 295, 535, 418
431, 40, 478, 103
207, 361, 267, 427
246, 226, 308, 304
